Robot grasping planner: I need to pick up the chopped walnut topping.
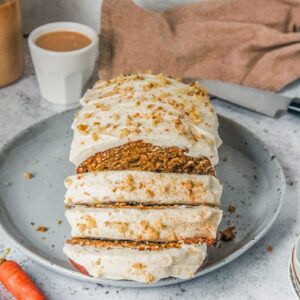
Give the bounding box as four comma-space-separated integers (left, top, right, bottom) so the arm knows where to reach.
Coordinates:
78, 215, 97, 233
140, 220, 159, 240
125, 174, 135, 191
143, 81, 160, 91
117, 222, 129, 234
131, 74, 145, 80
104, 221, 129, 234
146, 189, 155, 198
126, 115, 133, 126
100, 87, 121, 99
65, 178, 73, 186
132, 262, 146, 270
77, 124, 90, 134
83, 112, 93, 119
95, 103, 110, 111
147, 227, 159, 240
119, 128, 131, 138
145, 273, 154, 283
156, 73, 171, 85
156, 92, 171, 100
112, 113, 120, 121
188, 105, 202, 124
97, 125, 108, 134
174, 118, 188, 136
151, 111, 163, 126
123, 85, 134, 93
92, 133, 99, 141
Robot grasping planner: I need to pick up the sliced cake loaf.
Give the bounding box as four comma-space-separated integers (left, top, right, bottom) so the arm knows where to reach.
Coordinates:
64, 73, 223, 283
64, 171, 222, 206
64, 239, 208, 283
70, 73, 221, 173
65, 204, 222, 241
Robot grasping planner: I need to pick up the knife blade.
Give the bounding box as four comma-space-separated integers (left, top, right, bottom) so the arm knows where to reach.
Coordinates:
195, 79, 300, 117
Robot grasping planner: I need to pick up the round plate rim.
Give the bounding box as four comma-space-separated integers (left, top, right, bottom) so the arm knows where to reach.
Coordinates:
288, 247, 300, 299
0, 109, 285, 288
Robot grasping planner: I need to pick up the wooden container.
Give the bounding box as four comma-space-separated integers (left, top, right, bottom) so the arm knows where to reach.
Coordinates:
0, 0, 24, 87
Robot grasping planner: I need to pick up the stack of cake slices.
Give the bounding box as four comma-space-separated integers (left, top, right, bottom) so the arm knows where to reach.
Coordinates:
63, 73, 223, 284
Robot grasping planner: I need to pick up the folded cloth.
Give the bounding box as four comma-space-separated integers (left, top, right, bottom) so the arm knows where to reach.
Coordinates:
99, 0, 300, 91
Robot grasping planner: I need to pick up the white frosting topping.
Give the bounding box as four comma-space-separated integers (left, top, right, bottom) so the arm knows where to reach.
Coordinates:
70, 74, 221, 166
65, 205, 222, 241
63, 242, 207, 283
64, 170, 222, 206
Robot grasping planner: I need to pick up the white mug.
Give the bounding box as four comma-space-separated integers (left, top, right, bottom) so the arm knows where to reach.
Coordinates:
28, 22, 98, 105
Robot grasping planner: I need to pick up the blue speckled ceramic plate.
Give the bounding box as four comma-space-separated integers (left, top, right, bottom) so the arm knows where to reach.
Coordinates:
0, 109, 285, 288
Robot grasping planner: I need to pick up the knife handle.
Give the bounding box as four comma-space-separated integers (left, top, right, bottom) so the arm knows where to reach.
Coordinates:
289, 98, 300, 115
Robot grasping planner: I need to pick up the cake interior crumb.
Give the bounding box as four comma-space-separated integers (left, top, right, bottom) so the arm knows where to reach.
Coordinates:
227, 205, 236, 213
220, 226, 236, 241
36, 226, 49, 232
23, 172, 34, 179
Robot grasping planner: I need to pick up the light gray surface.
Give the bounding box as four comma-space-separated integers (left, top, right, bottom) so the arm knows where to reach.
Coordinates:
0, 42, 299, 300
0, 110, 284, 288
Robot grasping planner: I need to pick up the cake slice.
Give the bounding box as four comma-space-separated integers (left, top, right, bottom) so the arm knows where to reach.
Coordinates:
64, 170, 222, 206
70, 74, 222, 173
65, 204, 222, 242
63, 238, 208, 283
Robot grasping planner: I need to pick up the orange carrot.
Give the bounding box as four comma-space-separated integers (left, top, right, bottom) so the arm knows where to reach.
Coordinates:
0, 258, 45, 300
69, 259, 89, 276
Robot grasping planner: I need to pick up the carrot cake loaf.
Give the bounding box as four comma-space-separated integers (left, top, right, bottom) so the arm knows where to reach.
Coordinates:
64, 170, 222, 206
64, 73, 223, 283
65, 204, 222, 241
63, 239, 208, 283
70, 73, 221, 173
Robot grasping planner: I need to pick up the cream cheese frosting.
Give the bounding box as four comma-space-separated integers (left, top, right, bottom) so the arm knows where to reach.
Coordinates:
65, 205, 222, 241
63, 242, 207, 283
64, 170, 222, 206
70, 74, 221, 166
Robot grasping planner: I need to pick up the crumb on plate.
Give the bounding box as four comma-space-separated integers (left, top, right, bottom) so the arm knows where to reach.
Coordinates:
36, 226, 48, 233
220, 226, 236, 241
23, 172, 34, 179
227, 205, 236, 213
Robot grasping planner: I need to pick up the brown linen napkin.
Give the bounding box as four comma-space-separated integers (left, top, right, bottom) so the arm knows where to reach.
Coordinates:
99, 0, 300, 91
